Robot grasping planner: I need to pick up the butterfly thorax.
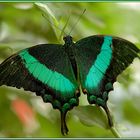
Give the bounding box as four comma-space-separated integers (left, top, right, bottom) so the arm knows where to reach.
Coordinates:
63, 35, 75, 58
63, 35, 78, 80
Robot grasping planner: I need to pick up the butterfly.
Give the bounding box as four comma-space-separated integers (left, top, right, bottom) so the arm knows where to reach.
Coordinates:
0, 34, 139, 135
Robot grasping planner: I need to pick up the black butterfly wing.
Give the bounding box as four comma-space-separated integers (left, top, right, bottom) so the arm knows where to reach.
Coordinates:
108, 36, 140, 79
0, 44, 79, 135
74, 35, 103, 89
74, 35, 139, 126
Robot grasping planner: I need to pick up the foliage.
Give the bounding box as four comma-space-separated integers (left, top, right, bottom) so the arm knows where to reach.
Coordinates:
0, 2, 140, 138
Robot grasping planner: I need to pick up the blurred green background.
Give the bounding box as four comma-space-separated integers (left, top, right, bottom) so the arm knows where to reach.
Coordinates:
0, 2, 140, 138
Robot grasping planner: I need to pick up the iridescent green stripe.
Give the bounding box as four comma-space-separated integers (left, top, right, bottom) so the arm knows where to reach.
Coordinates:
19, 50, 76, 95
85, 36, 112, 90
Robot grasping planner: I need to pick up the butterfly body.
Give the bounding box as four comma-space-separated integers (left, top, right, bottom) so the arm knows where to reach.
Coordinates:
0, 35, 139, 135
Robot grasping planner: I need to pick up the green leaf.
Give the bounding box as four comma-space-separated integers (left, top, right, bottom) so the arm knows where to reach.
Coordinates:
0, 46, 13, 59
35, 3, 57, 23
72, 105, 109, 129
35, 3, 61, 41
123, 100, 140, 125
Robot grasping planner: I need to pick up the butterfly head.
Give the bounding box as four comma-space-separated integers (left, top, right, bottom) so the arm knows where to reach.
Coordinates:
63, 35, 73, 46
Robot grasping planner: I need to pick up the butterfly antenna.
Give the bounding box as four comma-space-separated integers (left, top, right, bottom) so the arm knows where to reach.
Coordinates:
68, 9, 86, 35
42, 13, 67, 35
59, 14, 71, 40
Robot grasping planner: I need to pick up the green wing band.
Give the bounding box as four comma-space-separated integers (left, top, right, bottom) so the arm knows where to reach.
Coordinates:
85, 36, 112, 90
19, 50, 76, 95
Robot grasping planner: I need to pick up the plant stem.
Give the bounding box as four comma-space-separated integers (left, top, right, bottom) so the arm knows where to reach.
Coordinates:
110, 126, 121, 138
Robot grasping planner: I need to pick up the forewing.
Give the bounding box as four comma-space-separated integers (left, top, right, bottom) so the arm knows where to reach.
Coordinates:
109, 36, 140, 79
74, 35, 104, 90
75, 35, 140, 97
0, 44, 78, 102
